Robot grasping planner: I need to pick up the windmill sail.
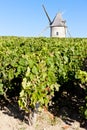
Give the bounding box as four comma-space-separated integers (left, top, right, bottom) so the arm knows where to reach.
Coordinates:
42, 5, 51, 25
38, 26, 50, 36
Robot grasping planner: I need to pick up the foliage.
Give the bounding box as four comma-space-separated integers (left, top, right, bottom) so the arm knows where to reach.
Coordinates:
18, 51, 59, 111
0, 37, 87, 119
76, 70, 87, 119
76, 70, 87, 84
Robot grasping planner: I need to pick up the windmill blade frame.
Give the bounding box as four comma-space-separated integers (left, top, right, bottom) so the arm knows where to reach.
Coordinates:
67, 28, 72, 37
38, 26, 50, 36
42, 5, 52, 25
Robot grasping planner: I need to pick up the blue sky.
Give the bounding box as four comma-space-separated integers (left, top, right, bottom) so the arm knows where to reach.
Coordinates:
0, 0, 87, 37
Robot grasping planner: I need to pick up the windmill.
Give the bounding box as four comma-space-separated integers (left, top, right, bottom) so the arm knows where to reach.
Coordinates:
42, 5, 67, 37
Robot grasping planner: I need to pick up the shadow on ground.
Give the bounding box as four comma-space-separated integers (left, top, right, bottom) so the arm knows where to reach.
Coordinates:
49, 82, 87, 129
0, 96, 28, 124
0, 82, 87, 129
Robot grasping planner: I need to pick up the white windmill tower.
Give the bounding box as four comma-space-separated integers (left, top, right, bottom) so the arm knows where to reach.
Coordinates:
42, 5, 67, 38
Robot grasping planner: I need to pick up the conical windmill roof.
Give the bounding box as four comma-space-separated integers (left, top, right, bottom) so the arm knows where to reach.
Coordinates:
51, 12, 66, 27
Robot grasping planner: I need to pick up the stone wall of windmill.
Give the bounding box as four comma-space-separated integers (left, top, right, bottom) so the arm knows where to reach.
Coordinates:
50, 26, 67, 37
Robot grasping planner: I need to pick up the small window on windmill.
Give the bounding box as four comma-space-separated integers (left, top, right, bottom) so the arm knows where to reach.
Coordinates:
56, 32, 59, 35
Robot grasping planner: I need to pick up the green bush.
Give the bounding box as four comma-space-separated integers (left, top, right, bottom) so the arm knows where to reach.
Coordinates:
0, 37, 87, 119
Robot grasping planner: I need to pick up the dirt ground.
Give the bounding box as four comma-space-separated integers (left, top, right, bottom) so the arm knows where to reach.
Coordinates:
0, 100, 87, 130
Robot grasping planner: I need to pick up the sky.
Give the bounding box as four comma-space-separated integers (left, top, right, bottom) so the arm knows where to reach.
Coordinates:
0, 0, 87, 38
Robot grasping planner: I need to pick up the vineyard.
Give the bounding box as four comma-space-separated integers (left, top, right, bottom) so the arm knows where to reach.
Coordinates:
0, 36, 87, 126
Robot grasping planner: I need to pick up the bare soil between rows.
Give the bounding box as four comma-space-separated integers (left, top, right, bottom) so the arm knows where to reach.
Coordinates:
0, 94, 87, 130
